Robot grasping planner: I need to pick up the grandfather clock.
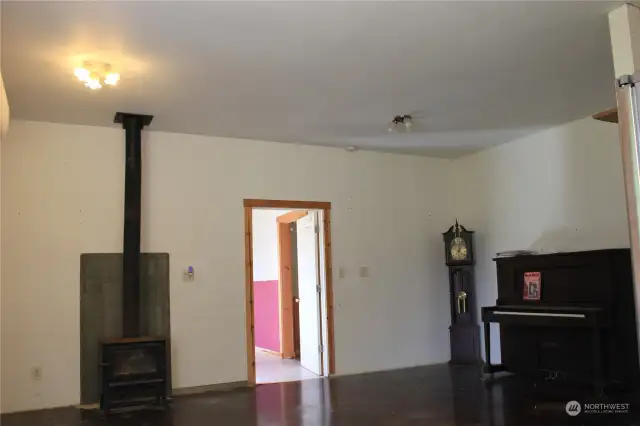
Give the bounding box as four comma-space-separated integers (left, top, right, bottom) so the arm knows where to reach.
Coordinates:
443, 220, 480, 365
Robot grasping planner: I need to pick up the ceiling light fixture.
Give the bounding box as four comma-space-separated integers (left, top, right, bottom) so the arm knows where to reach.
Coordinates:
74, 61, 120, 90
388, 114, 413, 133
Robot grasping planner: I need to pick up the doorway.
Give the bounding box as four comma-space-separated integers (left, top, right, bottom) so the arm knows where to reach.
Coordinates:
244, 199, 335, 385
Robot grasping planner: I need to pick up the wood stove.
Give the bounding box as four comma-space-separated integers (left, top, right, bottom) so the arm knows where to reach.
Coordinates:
100, 337, 167, 412
99, 112, 169, 414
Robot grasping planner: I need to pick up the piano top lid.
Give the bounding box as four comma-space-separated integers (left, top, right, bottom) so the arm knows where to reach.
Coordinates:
495, 250, 537, 258
484, 304, 603, 313
492, 248, 630, 262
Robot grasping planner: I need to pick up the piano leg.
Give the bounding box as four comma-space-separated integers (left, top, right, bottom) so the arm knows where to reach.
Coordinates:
483, 321, 492, 378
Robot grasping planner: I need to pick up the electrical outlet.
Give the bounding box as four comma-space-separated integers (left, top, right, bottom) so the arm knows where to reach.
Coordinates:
338, 267, 346, 279
32, 367, 42, 381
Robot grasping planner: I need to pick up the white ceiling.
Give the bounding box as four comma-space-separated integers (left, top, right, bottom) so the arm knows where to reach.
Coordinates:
1, 1, 623, 158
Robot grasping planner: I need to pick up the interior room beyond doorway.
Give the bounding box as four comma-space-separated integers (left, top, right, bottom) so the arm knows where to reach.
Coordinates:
249, 205, 331, 384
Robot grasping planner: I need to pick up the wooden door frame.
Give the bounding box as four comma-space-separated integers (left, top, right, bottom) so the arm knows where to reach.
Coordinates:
276, 210, 308, 360
244, 199, 335, 385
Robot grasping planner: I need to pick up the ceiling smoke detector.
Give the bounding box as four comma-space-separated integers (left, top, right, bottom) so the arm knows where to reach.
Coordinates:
388, 114, 413, 133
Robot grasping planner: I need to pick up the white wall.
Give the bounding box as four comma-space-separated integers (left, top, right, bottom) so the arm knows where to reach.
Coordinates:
453, 117, 629, 362
1, 119, 453, 413
252, 209, 290, 281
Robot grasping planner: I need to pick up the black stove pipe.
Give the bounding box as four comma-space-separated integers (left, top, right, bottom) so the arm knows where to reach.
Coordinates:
114, 112, 153, 338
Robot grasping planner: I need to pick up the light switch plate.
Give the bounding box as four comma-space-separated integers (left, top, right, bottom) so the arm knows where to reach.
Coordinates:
338, 267, 346, 279
359, 266, 370, 278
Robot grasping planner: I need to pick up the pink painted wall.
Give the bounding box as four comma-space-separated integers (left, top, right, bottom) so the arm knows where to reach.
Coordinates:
253, 280, 280, 352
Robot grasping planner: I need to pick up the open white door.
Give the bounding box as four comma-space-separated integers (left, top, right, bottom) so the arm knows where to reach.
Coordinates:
296, 212, 323, 375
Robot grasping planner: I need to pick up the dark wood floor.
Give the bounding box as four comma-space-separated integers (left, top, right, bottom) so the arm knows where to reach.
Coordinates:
2, 364, 639, 426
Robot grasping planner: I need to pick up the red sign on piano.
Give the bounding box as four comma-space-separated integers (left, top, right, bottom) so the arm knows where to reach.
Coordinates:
523, 272, 542, 301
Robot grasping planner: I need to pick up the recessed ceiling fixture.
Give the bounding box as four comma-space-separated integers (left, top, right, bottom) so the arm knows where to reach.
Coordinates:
388, 114, 413, 133
74, 61, 120, 90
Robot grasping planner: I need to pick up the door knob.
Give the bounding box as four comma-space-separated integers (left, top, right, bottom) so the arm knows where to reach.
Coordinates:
295, 298, 300, 303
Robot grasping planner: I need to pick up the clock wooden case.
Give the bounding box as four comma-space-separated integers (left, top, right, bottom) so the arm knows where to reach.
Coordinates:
443, 221, 480, 365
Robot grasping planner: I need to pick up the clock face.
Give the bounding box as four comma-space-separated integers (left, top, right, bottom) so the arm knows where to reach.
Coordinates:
450, 236, 468, 261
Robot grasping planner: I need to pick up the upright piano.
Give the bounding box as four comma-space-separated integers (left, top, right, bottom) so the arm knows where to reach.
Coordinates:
481, 249, 640, 390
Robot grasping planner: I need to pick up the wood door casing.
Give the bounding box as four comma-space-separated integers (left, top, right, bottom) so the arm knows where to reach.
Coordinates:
277, 210, 308, 359
244, 207, 256, 382
278, 221, 295, 359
